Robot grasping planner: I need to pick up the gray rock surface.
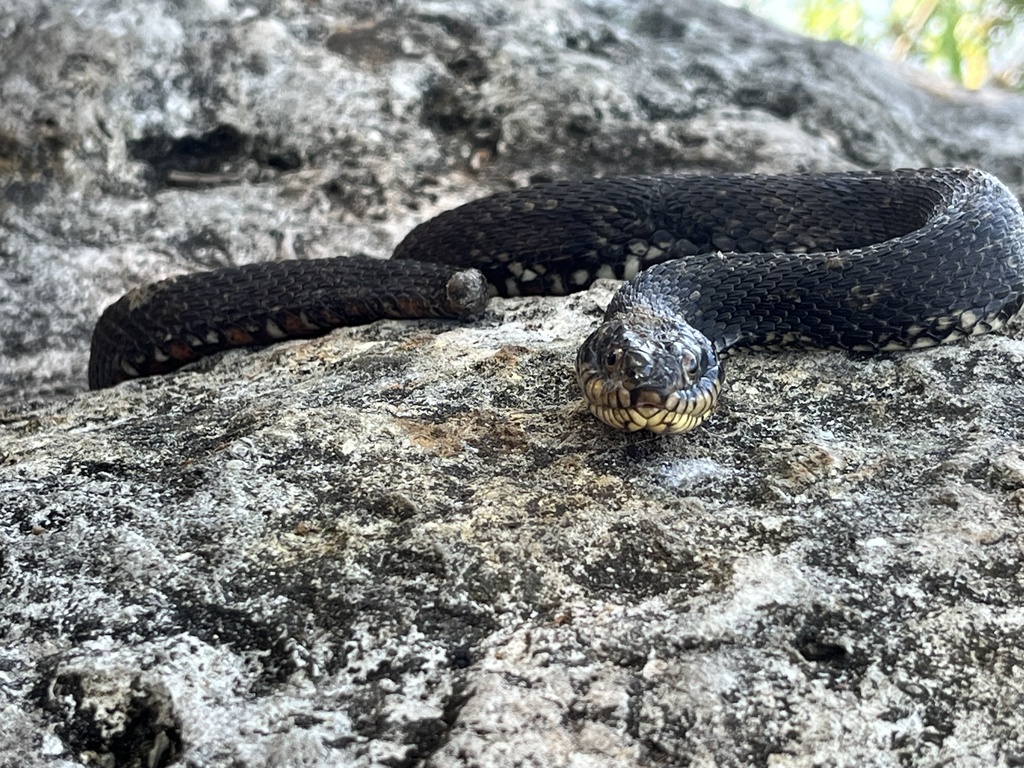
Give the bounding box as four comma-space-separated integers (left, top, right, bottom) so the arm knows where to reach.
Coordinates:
2, 0, 1024, 766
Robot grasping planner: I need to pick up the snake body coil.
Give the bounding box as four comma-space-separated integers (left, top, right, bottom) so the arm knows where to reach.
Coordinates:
90, 168, 1024, 434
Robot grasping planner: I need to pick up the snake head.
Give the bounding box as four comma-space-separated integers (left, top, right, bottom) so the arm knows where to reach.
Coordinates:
575, 306, 723, 434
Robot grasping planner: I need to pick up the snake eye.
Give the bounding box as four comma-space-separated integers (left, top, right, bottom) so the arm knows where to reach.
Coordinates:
604, 349, 623, 370
681, 350, 699, 376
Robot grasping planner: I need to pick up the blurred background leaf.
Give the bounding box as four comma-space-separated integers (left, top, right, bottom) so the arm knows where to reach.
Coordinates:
731, 0, 1024, 89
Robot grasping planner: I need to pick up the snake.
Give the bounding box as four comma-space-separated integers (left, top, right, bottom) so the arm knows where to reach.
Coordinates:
89, 168, 1024, 434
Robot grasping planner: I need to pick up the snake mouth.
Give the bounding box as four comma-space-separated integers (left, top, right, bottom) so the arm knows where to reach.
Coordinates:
582, 383, 720, 434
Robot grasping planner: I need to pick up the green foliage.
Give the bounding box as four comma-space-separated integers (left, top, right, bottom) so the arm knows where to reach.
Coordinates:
745, 0, 1024, 89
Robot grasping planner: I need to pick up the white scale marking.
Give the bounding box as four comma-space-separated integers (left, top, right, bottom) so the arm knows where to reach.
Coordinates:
264, 319, 287, 339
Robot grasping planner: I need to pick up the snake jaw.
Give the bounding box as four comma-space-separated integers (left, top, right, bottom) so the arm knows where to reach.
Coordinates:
575, 308, 724, 434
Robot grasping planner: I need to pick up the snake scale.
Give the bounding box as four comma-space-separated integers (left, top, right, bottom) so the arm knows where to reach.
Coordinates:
89, 168, 1024, 434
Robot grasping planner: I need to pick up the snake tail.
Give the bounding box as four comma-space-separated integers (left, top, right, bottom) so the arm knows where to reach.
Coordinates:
88, 257, 488, 389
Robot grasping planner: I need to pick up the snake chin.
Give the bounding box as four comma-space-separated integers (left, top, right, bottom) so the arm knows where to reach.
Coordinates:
575, 307, 723, 434
586, 402, 716, 434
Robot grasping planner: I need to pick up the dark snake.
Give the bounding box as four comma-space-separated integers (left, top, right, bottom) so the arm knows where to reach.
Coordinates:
89, 168, 1024, 434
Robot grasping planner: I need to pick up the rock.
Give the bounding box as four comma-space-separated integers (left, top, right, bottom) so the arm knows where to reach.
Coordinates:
2, 1, 1024, 766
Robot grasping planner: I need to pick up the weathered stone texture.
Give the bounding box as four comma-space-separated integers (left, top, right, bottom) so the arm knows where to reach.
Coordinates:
2, 1, 1024, 766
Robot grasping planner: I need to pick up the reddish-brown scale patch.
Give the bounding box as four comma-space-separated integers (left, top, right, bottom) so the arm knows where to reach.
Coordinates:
224, 327, 255, 345
394, 296, 427, 315
168, 341, 200, 362
281, 313, 311, 335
